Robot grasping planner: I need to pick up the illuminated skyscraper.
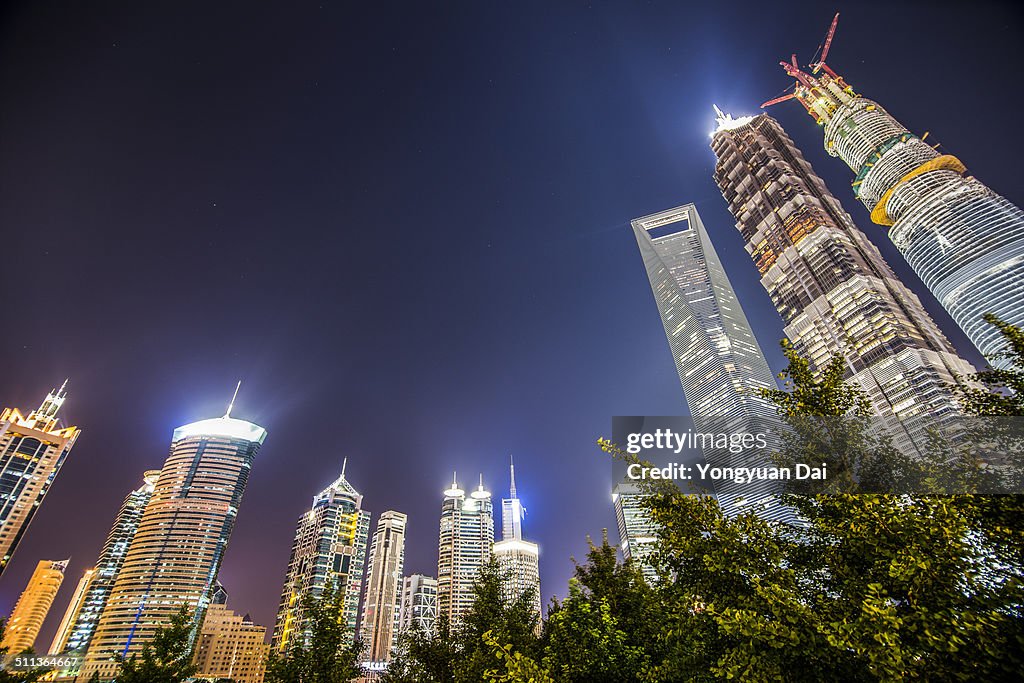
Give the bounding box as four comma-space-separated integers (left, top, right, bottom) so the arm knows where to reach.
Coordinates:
710, 112, 975, 445
398, 574, 437, 635
0, 382, 79, 576
766, 15, 1024, 367
611, 482, 658, 582
49, 567, 96, 655
437, 475, 493, 625
631, 205, 784, 517
272, 460, 370, 651
193, 602, 270, 683
0, 559, 68, 656
359, 510, 407, 667
58, 471, 160, 657
80, 393, 267, 681
492, 459, 540, 622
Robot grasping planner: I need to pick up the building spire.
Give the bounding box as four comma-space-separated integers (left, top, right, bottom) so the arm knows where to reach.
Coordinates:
341, 456, 348, 479
509, 454, 517, 499
30, 380, 69, 431
224, 380, 241, 418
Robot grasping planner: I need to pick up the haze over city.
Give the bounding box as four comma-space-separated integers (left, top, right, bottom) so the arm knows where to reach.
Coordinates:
1, 0, 1021, 655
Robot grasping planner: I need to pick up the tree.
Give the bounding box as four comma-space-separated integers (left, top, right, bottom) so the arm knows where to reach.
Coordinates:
540, 533, 658, 682
457, 558, 541, 682
593, 319, 1024, 681
957, 313, 1024, 417
264, 581, 362, 683
382, 615, 457, 683
384, 558, 541, 683
111, 604, 199, 683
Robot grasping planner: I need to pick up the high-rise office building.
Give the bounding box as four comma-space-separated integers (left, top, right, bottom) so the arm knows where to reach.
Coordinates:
630, 205, 784, 517
437, 475, 493, 625
611, 482, 658, 582
710, 112, 976, 445
80, 400, 267, 681
492, 459, 540, 622
767, 29, 1024, 366
192, 602, 270, 683
0, 382, 79, 576
0, 559, 68, 656
359, 510, 407, 666
398, 575, 437, 635
58, 471, 160, 657
272, 460, 370, 652
48, 567, 96, 655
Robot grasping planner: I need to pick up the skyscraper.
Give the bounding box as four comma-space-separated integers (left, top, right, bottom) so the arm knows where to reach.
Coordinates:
767, 20, 1024, 366
398, 574, 437, 635
630, 205, 783, 517
0, 559, 68, 657
48, 567, 96, 655
79, 397, 267, 681
492, 458, 541, 623
0, 382, 79, 576
710, 111, 976, 445
58, 471, 160, 657
192, 602, 270, 683
437, 475, 493, 625
359, 510, 407, 666
272, 460, 370, 651
611, 482, 658, 582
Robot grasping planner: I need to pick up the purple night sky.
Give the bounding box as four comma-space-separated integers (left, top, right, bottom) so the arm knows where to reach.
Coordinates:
1, 0, 1020, 649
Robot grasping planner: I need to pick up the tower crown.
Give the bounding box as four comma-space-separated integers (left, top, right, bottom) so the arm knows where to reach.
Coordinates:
24, 380, 69, 432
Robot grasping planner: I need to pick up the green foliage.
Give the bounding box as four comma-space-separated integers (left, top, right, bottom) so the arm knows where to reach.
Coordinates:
111, 604, 199, 683
381, 615, 457, 683
957, 313, 1024, 416
482, 630, 554, 683
540, 534, 656, 682
384, 558, 540, 683
264, 582, 362, 683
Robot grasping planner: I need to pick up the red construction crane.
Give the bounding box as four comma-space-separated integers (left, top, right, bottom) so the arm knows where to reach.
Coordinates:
811, 13, 840, 77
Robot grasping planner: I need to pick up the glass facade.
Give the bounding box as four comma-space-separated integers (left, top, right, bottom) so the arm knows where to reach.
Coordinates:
711, 113, 976, 451
272, 463, 371, 651
630, 205, 788, 519
399, 574, 438, 635
0, 384, 79, 575
493, 461, 541, 624
359, 510, 407, 665
776, 64, 1024, 367
58, 471, 159, 658
79, 415, 266, 681
437, 477, 493, 626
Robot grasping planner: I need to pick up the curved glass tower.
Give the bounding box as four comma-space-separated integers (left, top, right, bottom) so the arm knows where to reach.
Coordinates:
770, 59, 1024, 366
711, 112, 975, 451
80, 411, 266, 681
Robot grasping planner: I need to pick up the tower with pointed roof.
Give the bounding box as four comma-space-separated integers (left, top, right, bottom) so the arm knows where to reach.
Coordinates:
271, 459, 371, 651
0, 382, 80, 576
437, 473, 493, 626
493, 457, 541, 625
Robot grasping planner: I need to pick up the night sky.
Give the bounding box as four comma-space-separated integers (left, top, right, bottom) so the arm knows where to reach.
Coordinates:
1, 1, 1021, 649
